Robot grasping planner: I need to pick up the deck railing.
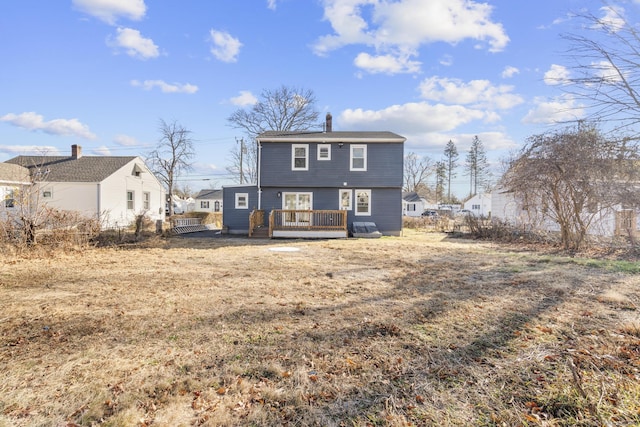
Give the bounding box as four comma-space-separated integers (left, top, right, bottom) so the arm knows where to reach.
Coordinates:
269, 209, 347, 236
171, 217, 202, 228
249, 209, 265, 237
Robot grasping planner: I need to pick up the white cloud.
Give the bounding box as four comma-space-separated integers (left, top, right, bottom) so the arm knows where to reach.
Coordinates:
266, 0, 277, 10
107, 27, 159, 59
339, 102, 486, 135
92, 146, 112, 155
313, 0, 509, 74
209, 29, 242, 63
230, 90, 258, 106
131, 80, 198, 94
114, 134, 139, 146
72, 0, 146, 25
543, 64, 571, 85
353, 52, 421, 74
595, 5, 626, 33
501, 66, 519, 78
0, 112, 97, 140
439, 55, 453, 67
419, 76, 524, 110
0, 145, 61, 156
522, 95, 585, 124
591, 60, 622, 83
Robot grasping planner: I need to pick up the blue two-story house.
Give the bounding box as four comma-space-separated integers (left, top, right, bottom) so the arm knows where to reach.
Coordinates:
222, 114, 406, 237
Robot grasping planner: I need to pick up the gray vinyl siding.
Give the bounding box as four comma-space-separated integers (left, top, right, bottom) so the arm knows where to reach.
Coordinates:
260, 142, 403, 188
260, 187, 402, 236
222, 185, 258, 234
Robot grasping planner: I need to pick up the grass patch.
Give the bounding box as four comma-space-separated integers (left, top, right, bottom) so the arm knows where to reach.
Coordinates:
1, 233, 639, 426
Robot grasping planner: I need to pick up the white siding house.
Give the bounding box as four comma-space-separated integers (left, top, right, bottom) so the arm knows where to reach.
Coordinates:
463, 193, 492, 217
491, 186, 639, 238
402, 192, 427, 217
194, 189, 223, 213
0, 163, 30, 217
6, 145, 165, 228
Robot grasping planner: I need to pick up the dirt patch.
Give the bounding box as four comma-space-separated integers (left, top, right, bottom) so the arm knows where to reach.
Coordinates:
1, 230, 638, 426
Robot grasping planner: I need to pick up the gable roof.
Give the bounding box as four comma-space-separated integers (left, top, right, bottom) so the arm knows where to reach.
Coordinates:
402, 191, 423, 202
0, 163, 30, 184
195, 189, 222, 200
257, 130, 405, 143
6, 155, 138, 182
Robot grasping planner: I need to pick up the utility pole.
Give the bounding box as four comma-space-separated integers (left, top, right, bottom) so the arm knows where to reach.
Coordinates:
236, 137, 245, 184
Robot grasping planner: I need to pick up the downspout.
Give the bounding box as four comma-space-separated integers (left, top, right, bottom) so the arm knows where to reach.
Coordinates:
257, 138, 262, 210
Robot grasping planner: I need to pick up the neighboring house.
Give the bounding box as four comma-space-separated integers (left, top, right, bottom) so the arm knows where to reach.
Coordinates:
402, 192, 428, 217
194, 189, 223, 213
0, 163, 30, 213
491, 186, 639, 238
6, 145, 165, 228
463, 193, 491, 217
166, 195, 195, 215
223, 114, 406, 237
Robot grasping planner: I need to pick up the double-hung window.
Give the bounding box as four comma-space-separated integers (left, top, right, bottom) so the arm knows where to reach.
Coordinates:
292, 144, 309, 171
201, 201, 210, 209
127, 191, 134, 210
143, 192, 150, 210
235, 193, 248, 209
350, 144, 367, 171
317, 144, 331, 161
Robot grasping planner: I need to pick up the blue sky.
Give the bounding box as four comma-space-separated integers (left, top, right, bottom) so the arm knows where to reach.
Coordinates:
0, 0, 632, 196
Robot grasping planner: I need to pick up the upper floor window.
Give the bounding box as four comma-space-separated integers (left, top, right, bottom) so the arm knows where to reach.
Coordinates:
317, 144, 331, 161
292, 144, 309, 171
350, 144, 367, 171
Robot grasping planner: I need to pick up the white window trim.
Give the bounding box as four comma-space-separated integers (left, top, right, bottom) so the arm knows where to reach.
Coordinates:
127, 190, 135, 210
201, 201, 210, 209
143, 192, 151, 210
355, 189, 372, 216
350, 144, 367, 171
42, 189, 53, 198
339, 189, 352, 211
292, 144, 309, 171
235, 193, 248, 209
317, 144, 331, 161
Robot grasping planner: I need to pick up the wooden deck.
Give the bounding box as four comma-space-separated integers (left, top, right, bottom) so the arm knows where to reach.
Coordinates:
268, 209, 348, 238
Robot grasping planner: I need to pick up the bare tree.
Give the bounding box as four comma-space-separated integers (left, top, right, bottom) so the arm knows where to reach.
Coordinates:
500, 123, 639, 251
226, 85, 320, 183
464, 135, 490, 197
147, 119, 195, 217
443, 140, 459, 203
403, 152, 434, 195
563, 6, 640, 130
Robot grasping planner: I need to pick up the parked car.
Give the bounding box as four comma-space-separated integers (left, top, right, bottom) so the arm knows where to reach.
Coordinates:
421, 210, 439, 217
456, 209, 473, 217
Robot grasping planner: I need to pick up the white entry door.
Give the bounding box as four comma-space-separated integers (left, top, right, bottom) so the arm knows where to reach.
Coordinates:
282, 192, 312, 225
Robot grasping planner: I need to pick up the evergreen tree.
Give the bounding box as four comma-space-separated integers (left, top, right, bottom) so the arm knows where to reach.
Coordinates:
435, 161, 446, 204
443, 140, 459, 202
464, 135, 490, 196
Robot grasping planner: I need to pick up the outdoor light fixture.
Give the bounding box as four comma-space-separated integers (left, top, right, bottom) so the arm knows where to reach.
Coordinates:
277, 192, 281, 198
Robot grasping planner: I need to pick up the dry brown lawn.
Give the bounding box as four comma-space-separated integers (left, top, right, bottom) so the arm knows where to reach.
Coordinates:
1, 230, 639, 426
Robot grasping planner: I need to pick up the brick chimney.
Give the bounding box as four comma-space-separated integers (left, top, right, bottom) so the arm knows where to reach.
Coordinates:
71, 144, 82, 159
325, 113, 332, 132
